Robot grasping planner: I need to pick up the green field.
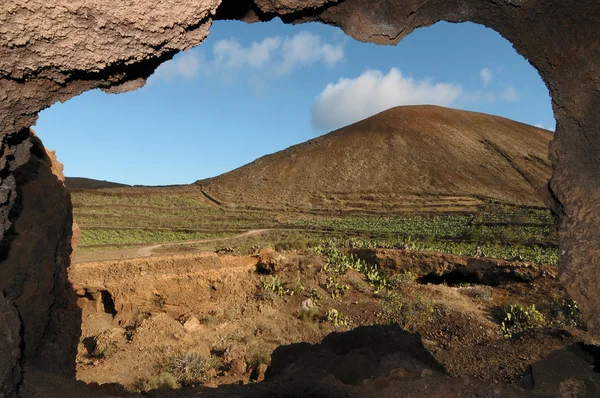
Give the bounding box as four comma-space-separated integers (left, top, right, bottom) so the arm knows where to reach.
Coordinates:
72, 189, 558, 265
72, 188, 280, 248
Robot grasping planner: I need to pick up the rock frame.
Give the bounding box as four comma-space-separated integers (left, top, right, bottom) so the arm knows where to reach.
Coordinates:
0, 0, 598, 395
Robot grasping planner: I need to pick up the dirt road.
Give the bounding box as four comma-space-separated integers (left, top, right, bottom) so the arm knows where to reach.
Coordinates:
74, 229, 270, 263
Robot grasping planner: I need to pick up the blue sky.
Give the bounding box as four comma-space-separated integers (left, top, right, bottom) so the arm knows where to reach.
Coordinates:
33, 19, 555, 186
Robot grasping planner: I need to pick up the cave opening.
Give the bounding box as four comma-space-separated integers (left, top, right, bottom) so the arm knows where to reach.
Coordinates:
100, 290, 117, 317
419, 270, 481, 287
19, 15, 579, 395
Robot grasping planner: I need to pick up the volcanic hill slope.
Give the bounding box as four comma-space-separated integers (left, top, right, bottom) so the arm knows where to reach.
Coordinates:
65, 177, 130, 190
198, 106, 552, 213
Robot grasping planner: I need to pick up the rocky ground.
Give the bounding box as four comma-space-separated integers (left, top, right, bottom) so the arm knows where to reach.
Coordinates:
56, 245, 600, 397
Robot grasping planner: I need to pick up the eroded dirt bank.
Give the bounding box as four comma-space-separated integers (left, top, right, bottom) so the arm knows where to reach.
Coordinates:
65, 248, 599, 396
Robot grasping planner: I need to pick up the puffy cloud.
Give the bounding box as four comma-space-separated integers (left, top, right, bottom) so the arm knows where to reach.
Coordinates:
503, 86, 520, 102
311, 68, 463, 132
277, 31, 344, 74
148, 31, 343, 84
213, 31, 344, 75
213, 37, 283, 69
148, 50, 202, 83
480, 68, 493, 86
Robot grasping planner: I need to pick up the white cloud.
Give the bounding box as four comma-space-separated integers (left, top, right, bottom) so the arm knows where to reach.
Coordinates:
503, 86, 520, 102
213, 31, 344, 75
277, 31, 344, 74
147, 31, 343, 85
213, 37, 283, 69
311, 68, 463, 132
480, 68, 493, 86
148, 50, 202, 84
535, 123, 545, 129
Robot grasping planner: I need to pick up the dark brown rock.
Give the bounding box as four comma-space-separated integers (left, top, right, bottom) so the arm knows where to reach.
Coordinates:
261, 324, 531, 397
254, 363, 268, 382
225, 346, 248, 376
0, 295, 20, 398
0, 130, 80, 392
517, 344, 600, 397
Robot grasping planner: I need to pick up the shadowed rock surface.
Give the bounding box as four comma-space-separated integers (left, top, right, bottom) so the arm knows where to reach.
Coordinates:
0, 131, 80, 387
0, 0, 599, 395
0, 295, 20, 398
19, 326, 600, 397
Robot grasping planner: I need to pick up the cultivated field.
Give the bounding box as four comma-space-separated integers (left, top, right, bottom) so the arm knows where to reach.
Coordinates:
73, 186, 558, 266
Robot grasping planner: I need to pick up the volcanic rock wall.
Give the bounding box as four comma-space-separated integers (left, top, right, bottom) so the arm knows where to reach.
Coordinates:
0, 295, 20, 397
0, 130, 79, 396
0, 0, 599, 395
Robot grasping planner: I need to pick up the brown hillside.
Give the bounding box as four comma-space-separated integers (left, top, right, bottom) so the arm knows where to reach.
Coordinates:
197, 106, 552, 212
65, 177, 130, 190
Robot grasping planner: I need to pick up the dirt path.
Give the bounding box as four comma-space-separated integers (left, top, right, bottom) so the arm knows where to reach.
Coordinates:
74, 229, 270, 264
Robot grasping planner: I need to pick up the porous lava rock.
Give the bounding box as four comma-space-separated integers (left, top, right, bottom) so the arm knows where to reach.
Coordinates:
0, 130, 79, 396
0, 0, 599, 395
0, 295, 20, 398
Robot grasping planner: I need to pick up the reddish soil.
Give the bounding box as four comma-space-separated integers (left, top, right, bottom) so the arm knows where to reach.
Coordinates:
68, 247, 596, 395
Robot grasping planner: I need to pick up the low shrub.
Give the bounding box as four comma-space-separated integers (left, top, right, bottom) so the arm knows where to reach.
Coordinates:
365, 267, 389, 292
458, 285, 493, 302
309, 288, 323, 302
255, 290, 277, 302
90, 342, 114, 359
324, 277, 350, 298
326, 308, 348, 327
298, 307, 320, 322
499, 304, 546, 337
274, 237, 310, 252
389, 271, 417, 286
551, 296, 582, 325
260, 275, 289, 296
316, 241, 390, 292
291, 278, 306, 296
379, 293, 434, 331
248, 351, 272, 368
136, 372, 179, 392
166, 353, 218, 385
